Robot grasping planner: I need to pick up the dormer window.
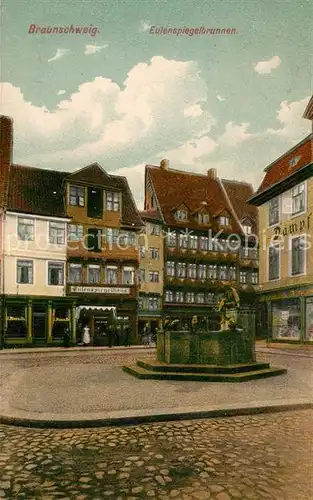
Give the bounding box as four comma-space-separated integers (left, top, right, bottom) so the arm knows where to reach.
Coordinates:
69, 185, 85, 207
198, 213, 210, 224
106, 191, 120, 212
242, 222, 252, 235
176, 209, 188, 221
219, 216, 230, 226
289, 156, 301, 169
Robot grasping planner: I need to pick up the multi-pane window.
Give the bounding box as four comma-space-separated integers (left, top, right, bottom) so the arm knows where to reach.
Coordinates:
196, 293, 205, 304
17, 217, 34, 241
106, 192, 120, 211
48, 261, 64, 285
49, 222, 66, 245
186, 292, 195, 303
291, 236, 306, 275
17, 260, 33, 284
166, 261, 175, 277
177, 262, 186, 278
175, 291, 184, 303
188, 263, 197, 279
150, 247, 160, 259
198, 213, 210, 224
105, 266, 117, 284
189, 235, 198, 249
219, 265, 228, 280
123, 267, 135, 285
105, 228, 119, 245
68, 263, 82, 284
148, 297, 159, 310
269, 243, 280, 281
239, 270, 248, 284
165, 290, 174, 302
68, 224, 83, 242
243, 224, 252, 235
138, 269, 145, 283
149, 271, 159, 283
87, 264, 101, 284
269, 197, 279, 226
176, 209, 187, 220
208, 264, 217, 280
200, 236, 209, 251
179, 233, 188, 248
69, 185, 85, 206
138, 296, 144, 310
292, 183, 305, 215
251, 272, 259, 284
166, 230, 177, 247
219, 216, 230, 226
228, 266, 236, 281
198, 264, 207, 279
206, 293, 215, 304
218, 238, 228, 252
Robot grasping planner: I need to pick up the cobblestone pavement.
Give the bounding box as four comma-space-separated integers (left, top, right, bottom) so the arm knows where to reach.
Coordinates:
0, 410, 312, 500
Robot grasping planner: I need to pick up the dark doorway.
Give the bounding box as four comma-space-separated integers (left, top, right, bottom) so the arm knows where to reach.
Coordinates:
32, 304, 47, 343
87, 228, 102, 252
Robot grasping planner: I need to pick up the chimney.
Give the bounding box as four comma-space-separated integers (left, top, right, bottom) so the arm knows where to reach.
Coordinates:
0, 116, 13, 208
160, 158, 169, 170
208, 168, 217, 180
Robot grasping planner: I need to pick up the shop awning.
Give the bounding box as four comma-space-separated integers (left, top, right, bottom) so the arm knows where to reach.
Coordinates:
76, 306, 116, 319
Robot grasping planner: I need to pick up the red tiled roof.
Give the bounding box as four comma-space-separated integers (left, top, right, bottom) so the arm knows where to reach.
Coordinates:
147, 166, 243, 233
140, 210, 162, 222
256, 134, 312, 195
8, 165, 67, 217
221, 179, 258, 230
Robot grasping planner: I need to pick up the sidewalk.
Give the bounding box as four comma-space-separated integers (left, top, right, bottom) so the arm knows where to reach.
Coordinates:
256, 341, 313, 358
0, 345, 155, 355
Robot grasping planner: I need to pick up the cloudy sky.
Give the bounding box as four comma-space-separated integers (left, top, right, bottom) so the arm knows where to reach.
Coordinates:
1, 0, 311, 208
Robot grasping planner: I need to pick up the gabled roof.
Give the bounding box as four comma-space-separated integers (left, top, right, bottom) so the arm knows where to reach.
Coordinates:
221, 179, 258, 228
303, 95, 313, 120
249, 134, 313, 205
146, 165, 244, 234
68, 162, 120, 189
7, 164, 67, 217
6, 163, 143, 226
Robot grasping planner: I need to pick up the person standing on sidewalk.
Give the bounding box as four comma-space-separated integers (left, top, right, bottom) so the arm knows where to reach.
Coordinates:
82, 325, 91, 347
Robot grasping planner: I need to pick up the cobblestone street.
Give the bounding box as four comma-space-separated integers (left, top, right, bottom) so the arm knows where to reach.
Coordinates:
0, 409, 312, 500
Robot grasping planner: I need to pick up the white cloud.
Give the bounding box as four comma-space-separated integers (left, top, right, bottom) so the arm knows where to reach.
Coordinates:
160, 136, 217, 166
84, 44, 108, 55
48, 48, 70, 63
57, 89, 66, 96
111, 163, 146, 209
0, 56, 214, 171
254, 55, 281, 75
140, 20, 151, 32
266, 97, 311, 140
219, 122, 254, 147
217, 94, 225, 102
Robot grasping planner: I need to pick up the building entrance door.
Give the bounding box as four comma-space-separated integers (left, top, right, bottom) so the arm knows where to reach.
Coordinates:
32, 305, 47, 343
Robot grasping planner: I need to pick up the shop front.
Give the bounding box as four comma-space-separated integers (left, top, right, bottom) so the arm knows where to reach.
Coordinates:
259, 287, 313, 343
2, 297, 76, 346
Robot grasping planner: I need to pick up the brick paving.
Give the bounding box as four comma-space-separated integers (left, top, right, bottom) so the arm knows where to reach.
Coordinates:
0, 410, 312, 499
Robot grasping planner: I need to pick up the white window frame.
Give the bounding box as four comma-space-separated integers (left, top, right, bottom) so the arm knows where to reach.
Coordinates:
176, 209, 188, 221
49, 221, 66, 245
123, 266, 135, 285
105, 265, 118, 285
87, 264, 101, 284
268, 243, 281, 282
47, 261, 65, 286
67, 224, 83, 242
291, 181, 307, 217
289, 234, 307, 277
16, 259, 34, 285
149, 271, 159, 283
165, 290, 174, 303
69, 185, 85, 207
68, 263, 82, 284
150, 247, 160, 260
106, 191, 120, 212
17, 217, 35, 241
166, 261, 175, 277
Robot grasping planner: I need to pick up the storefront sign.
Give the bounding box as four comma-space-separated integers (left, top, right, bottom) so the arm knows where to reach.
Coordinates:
260, 287, 313, 302
273, 213, 312, 237
70, 286, 130, 295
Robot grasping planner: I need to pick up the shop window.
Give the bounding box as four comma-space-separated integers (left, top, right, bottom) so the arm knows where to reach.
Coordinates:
48, 262, 64, 286
305, 298, 313, 341
268, 197, 280, 226
69, 185, 85, 207
68, 263, 82, 284
106, 191, 120, 212
87, 264, 101, 284
17, 217, 34, 241
54, 306, 69, 319
291, 236, 306, 275
105, 266, 118, 284
49, 221, 66, 245
5, 304, 27, 338
268, 243, 280, 280
87, 187, 103, 218
17, 260, 33, 284
292, 182, 305, 215
272, 299, 301, 340
123, 267, 135, 285
68, 224, 83, 242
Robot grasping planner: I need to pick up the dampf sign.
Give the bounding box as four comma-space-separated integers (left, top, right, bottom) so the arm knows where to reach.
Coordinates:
70, 286, 131, 295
